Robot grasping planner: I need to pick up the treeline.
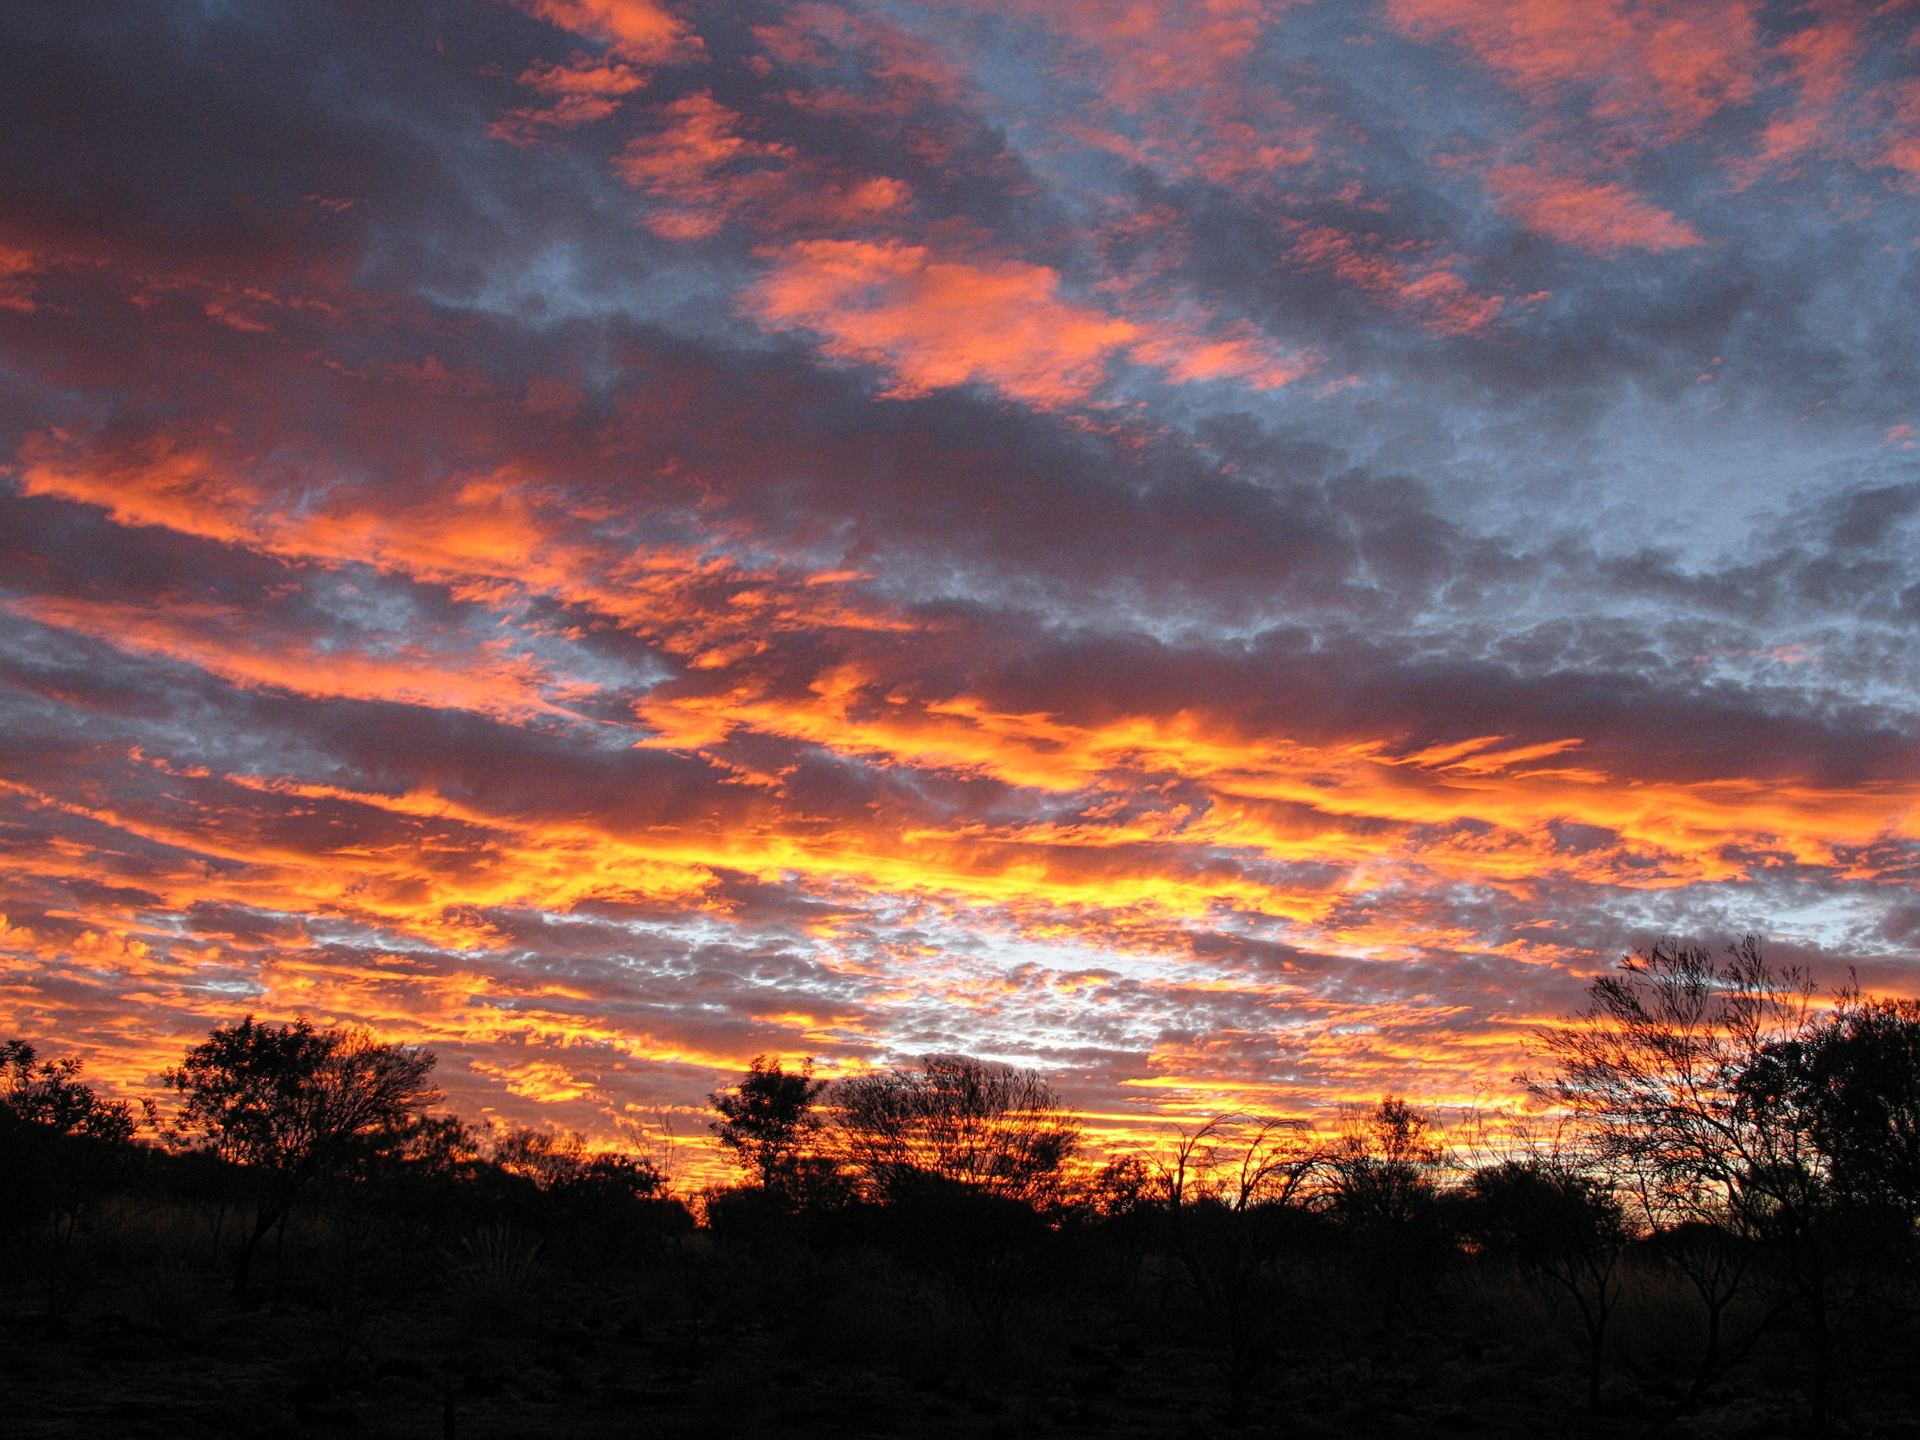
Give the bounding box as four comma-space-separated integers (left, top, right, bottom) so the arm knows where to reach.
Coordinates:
3, 938, 1918, 1437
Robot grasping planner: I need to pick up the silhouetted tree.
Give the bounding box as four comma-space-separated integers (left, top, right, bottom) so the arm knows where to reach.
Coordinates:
1531, 937, 1838, 1428
829, 1056, 1079, 1367
831, 1054, 1080, 1206
1328, 1096, 1443, 1225
1072, 1152, 1158, 1311
0, 1040, 136, 1312
1149, 1114, 1322, 1414
161, 1016, 437, 1294
1152, 1112, 1320, 1215
1760, 993, 1920, 1221
1464, 1158, 1630, 1408
1325, 1096, 1445, 1330
1530, 937, 1819, 1232
709, 1055, 828, 1198
488, 1122, 685, 1259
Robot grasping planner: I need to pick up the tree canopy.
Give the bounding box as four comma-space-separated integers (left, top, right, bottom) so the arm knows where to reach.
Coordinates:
831, 1054, 1081, 1205
709, 1054, 826, 1194
162, 1015, 437, 1291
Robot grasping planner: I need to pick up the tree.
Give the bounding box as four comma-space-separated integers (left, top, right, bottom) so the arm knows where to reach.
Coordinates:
1464, 1158, 1630, 1409
1150, 1112, 1320, 1215
1529, 936, 1818, 1231
1, 1040, 138, 1221
1767, 994, 1920, 1220
1145, 1114, 1323, 1415
490, 1123, 669, 1205
830, 1054, 1080, 1206
709, 1055, 827, 1196
2, 1041, 136, 1142
1324, 1096, 1446, 1330
1326, 1096, 1443, 1230
1529, 937, 1836, 1427
1, 1041, 137, 1312
487, 1123, 681, 1256
161, 1016, 437, 1294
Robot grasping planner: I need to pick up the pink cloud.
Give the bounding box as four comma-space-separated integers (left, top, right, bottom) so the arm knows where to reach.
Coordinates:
1385, 0, 1763, 139
1286, 224, 1504, 334
1745, 15, 1862, 176
1485, 162, 1704, 253
1879, 78, 1920, 185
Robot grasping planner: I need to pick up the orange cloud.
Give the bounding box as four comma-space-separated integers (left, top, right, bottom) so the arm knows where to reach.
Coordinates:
507, 0, 700, 64
0, 594, 587, 725
636, 667, 1920, 901
614, 92, 794, 237
0, 244, 41, 313
20, 423, 1912, 957
490, 58, 649, 144
749, 240, 1311, 403
611, 92, 910, 239
1128, 319, 1310, 389
748, 239, 1139, 405
1485, 162, 1703, 253
16, 434, 266, 546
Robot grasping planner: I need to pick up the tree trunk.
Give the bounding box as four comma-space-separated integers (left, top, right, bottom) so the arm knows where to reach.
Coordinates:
233, 1203, 281, 1296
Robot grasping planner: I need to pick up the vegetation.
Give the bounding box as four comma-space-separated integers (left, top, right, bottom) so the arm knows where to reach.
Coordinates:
157, 1016, 439, 1294
709, 1054, 827, 1198
830, 1053, 1081, 1205
3, 938, 1919, 1437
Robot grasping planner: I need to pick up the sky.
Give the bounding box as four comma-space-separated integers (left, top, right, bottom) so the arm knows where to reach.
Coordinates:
2, 0, 1918, 1171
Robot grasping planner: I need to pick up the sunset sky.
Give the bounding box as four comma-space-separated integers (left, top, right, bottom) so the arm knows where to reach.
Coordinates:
3, 0, 1918, 1169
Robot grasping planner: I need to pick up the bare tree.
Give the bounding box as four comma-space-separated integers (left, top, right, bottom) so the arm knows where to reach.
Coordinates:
1528, 937, 1836, 1428
1144, 1114, 1322, 1416
1529, 937, 1819, 1230
1150, 1112, 1320, 1214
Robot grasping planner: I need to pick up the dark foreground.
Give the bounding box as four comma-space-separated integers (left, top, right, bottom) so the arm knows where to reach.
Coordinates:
6, 1198, 1919, 1440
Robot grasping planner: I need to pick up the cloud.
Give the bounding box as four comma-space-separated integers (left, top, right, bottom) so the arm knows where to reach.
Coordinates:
490, 58, 651, 144
1485, 162, 1703, 253
1284, 224, 1504, 335
507, 0, 701, 64
747, 239, 1137, 404
2, 0, 1918, 1174
1880, 78, 1920, 186
1383, 0, 1763, 139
